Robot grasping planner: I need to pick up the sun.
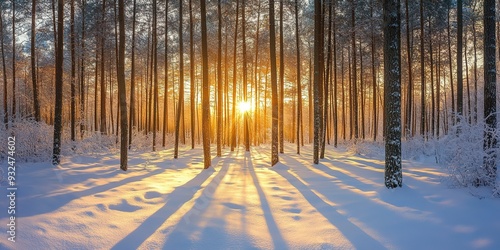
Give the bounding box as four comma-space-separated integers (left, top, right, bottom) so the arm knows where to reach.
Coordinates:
237, 101, 252, 114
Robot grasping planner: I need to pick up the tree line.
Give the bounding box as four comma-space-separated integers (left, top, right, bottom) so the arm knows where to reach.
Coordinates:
0, 0, 497, 188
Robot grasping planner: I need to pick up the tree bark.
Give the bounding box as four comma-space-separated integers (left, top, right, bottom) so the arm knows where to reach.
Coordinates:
270, 0, 279, 166
383, 0, 402, 188
118, 0, 128, 170
200, 0, 211, 169
52, 0, 64, 165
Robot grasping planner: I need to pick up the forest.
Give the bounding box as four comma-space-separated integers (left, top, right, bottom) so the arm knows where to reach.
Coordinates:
0, 0, 498, 190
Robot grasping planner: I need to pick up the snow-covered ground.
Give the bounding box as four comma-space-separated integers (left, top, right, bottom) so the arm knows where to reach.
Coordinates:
1, 144, 500, 249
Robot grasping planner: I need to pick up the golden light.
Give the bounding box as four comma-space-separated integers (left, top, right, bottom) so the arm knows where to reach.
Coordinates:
237, 101, 252, 114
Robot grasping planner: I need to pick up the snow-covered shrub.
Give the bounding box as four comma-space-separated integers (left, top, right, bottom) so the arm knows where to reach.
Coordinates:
0, 119, 53, 162
436, 119, 499, 189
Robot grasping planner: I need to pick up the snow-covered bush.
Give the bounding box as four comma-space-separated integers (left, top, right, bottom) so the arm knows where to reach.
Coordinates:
436, 119, 499, 189
0, 119, 53, 162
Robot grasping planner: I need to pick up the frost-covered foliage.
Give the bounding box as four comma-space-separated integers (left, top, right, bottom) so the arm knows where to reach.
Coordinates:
0, 119, 54, 162
0, 120, 167, 163
436, 120, 499, 190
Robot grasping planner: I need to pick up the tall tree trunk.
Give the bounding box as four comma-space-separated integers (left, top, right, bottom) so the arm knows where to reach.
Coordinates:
231, 0, 240, 151
404, 0, 412, 137
217, 0, 222, 156
1, 4, 8, 128
162, 0, 169, 146
420, 0, 425, 137
483, 0, 497, 186
313, 0, 323, 164
152, 0, 158, 151
200, 0, 211, 168
52, 0, 64, 165
351, 0, 358, 141
295, 0, 302, 154
129, 0, 136, 148
457, 0, 463, 123
333, 0, 338, 147
321, 0, 332, 159
473, 14, 478, 124
189, 0, 195, 149
279, 0, 284, 154
70, 0, 76, 141
31, 0, 40, 122
242, 0, 250, 151
270, 0, 279, 166
447, 2, 455, 126
174, 0, 184, 158
80, 0, 86, 138
11, 0, 16, 120
383, 0, 402, 188
118, 0, 128, 170
429, 19, 435, 138
371, 3, 377, 141
100, 0, 107, 135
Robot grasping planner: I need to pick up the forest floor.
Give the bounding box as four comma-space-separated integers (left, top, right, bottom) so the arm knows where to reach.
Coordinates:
1, 144, 500, 249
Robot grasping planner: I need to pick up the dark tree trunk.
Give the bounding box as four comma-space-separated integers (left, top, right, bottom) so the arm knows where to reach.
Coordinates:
129, 0, 136, 148
295, 0, 302, 154
52, 0, 64, 165
200, 0, 211, 169
279, 0, 284, 154
313, 0, 323, 164
420, 0, 425, 137
31, 0, 40, 122
483, 0, 497, 186
174, 0, 184, 158
270, 0, 279, 166
152, 0, 158, 151
189, 0, 195, 149
457, 0, 463, 122
118, 0, 128, 170
383, 0, 402, 188
1, 4, 8, 128
70, 0, 76, 141
217, 0, 222, 156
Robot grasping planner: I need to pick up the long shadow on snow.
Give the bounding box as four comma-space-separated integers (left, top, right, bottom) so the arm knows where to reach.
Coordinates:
113, 158, 226, 250
160, 155, 233, 249
248, 151, 288, 249
273, 161, 386, 249
18, 168, 169, 218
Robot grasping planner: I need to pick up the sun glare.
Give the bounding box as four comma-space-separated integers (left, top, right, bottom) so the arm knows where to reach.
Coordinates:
237, 101, 252, 114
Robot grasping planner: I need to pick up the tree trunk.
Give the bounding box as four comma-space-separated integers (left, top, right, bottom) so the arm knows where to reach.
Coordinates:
242, 0, 250, 151
118, 0, 128, 171
383, 0, 402, 188
174, 0, 184, 158
129, 0, 136, 148
483, 0, 497, 186
152, 0, 158, 151
351, 0, 358, 141
295, 0, 302, 154
217, 0, 222, 156
313, 0, 323, 164
100, 0, 107, 135
270, 0, 279, 166
162, 0, 169, 146
231, 0, 240, 152
404, 0, 412, 137
80, 0, 86, 138
11, 0, 16, 121
189, 0, 195, 149
31, 0, 40, 122
457, 0, 463, 123
420, 0, 425, 137
1, 4, 8, 128
70, 0, 76, 141
279, 0, 284, 154
52, 0, 64, 165
200, 0, 211, 169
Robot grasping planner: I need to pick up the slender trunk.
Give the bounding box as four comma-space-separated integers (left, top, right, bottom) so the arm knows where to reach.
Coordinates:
457, 0, 463, 122
70, 0, 76, 141
351, 0, 358, 141
279, 0, 284, 154
52, 0, 64, 165
371, 3, 377, 141
12, 0, 16, 120
80, 0, 86, 138
162, 0, 169, 145
189, 0, 195, 149
231, 0, 240, 151
472, 15, 478, 124
174, 0, 184, 158
201, 0, 211, 168
152, 0, 159, 151
31, 0, 40, 122
420, 0, 425, 137
129, 0, 136, 148
100, 0, 107, 135
217, 0, 222, 156
429, 19, 435, 138
270, 0, 279, 165
295, 0, 302, 154
404, 0, 412, 137
313, 0, 323, 164
118, 0, 128, 170
447, 2, 455, 125
242, 0, 250, 151
1, 5, 8, 128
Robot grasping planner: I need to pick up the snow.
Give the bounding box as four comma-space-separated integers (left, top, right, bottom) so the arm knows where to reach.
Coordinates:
1, 144, 500, 249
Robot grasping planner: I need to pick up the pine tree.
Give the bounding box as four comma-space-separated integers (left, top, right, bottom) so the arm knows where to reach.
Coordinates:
117, 0, 128, 171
